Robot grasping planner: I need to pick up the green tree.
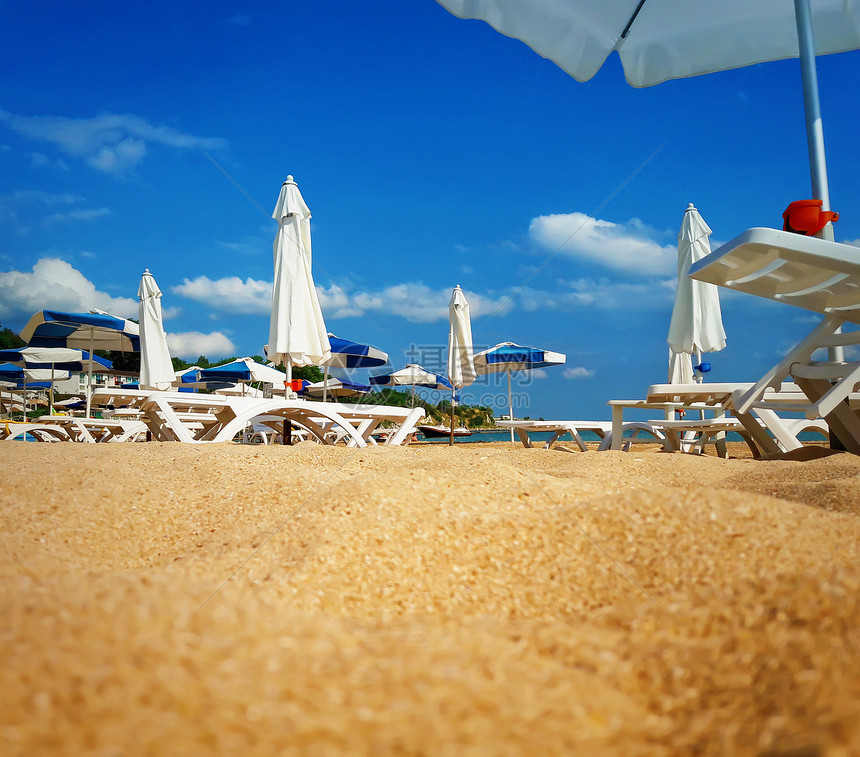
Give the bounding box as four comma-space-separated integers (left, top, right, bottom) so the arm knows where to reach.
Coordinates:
0, 322, 25, 349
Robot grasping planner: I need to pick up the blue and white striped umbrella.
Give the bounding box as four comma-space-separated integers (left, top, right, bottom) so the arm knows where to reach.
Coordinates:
0, 363, 71, 417
326, 334, 388, 369
0, 347, 112, 413
20, 309, 140, 417
302, 378, 371, 399
473, 342, 566, 440
192, 358, 288, 387
20, 309, 140, 352
320, 334, 388, 401
0, 347, 112, 372
0, 363, 71, 384
370, 364, 452, 408
473, 342, 566, 374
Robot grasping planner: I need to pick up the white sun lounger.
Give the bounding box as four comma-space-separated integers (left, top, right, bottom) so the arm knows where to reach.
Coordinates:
497, 419, 664, 452
645, 382, 830, 457
690, 227, 860, 454
91, 388, 425, 446
29, 415, 149, 443
1, 421, 72, 442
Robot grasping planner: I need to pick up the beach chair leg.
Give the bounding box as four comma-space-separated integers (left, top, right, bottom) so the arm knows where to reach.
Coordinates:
610, 406, 625, 450
567, 429, 588, 452
661, 430, 681, 453
794, 377, 860, 455
732, 410, 781, 457
515, 428, 533, 448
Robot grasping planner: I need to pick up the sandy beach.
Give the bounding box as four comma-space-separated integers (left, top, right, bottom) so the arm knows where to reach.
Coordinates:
2, 440, 859, 755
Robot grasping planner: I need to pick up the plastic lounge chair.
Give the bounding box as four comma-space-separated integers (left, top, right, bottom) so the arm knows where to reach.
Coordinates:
689, 227, 860, 454
1, 421, 72, 442
33, 415, 148, 443
90, 387, 426, 446
645, 382, 831, 457
135, 392, 424, 446
497, 419, 664, 452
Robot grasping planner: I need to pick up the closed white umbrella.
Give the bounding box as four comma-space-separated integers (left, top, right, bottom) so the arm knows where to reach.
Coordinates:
446, 285, 476, 445
667, 204, 726, 383
267, 176, 331, 386
138, 269, 175, 391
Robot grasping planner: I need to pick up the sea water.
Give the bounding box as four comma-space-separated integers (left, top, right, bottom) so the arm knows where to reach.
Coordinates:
424, 429, 828, 444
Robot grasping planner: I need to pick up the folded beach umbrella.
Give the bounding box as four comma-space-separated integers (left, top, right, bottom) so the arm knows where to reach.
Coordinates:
138, 269, 175, 391
447, 285, 476, 444
667, 204, 726, 384
436, 0, 860, 238
20, 309, 140, 417
302, 377, 371, 399
473, 341, 566, 440
369, 363, 453, 408
267, 176, 331, 383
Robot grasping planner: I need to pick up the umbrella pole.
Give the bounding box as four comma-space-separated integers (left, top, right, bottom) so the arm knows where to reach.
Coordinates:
86, 328, 94, 418
411, 383, 415, 409
323, 365, 329, 403
50, 365, 54, 415
449, 388, 455, 446
507, 370, 514, 443
283, 362, 292, 445
794, 0, 833, 241
794, 0, 843, 366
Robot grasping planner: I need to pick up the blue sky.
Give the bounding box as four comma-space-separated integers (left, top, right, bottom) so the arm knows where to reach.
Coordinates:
2, 1, 859, 420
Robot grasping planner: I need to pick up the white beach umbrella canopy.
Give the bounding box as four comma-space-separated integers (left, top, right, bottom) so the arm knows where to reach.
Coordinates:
267, 176, 331, 382
138, 268, 175, 391
447, 285, 477, 390
667, 204, 726, 383
435, 1, 860, 88
446, 285, 476, 444
435, 0, 860, 246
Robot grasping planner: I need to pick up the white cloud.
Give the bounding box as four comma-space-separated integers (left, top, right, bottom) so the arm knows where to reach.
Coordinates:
43, 207, 111, 225
0, 109, 227, 175
529, 212, 676, 276
0, 191, 108, 234
172, 275, 270, 314
529, 369, 548, 379
7, 189, 82, 205
0, 258, 137, 320
563, 366, 595, 379
353, 283, 512, 323
167, 331, 235, 359
29, 151, 69, 170
518, 277, 675, 312
172, 276, 513, 324
843, 238, 860, 248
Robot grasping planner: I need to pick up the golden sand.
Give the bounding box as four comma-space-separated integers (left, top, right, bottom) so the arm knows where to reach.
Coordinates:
2, 440, 859, 755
